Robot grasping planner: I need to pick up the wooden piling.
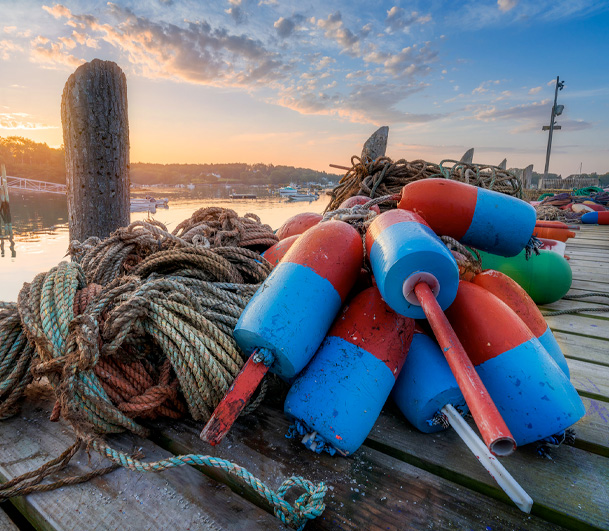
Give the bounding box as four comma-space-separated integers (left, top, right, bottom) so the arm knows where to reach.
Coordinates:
61, 59, 130, 241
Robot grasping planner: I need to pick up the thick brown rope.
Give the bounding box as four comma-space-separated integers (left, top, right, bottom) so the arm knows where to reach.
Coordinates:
325, 155, 522, 213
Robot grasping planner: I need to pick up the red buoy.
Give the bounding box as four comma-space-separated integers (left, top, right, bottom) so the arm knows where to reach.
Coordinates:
276, 212, 322, 240
339, 195, 381, 214
472, 270, 570, 376
445, 281, 585, 446
285, 287, 414, 455
532, 226, 576, 242
398, 179, 536, 257
201, 220, 363, 445
261, 234, 299, 267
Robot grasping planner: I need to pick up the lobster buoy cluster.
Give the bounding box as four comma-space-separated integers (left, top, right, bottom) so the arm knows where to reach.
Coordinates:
202, 178, 585, 490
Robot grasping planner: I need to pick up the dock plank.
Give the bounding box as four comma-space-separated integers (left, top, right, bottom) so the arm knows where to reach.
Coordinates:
0, 505, 19, 531
367, 407, 609, 531
151, 408, 564, 531
546, 313, 609, 340
574, 398, 609, 457
0, 388, 282, 531
554, 331, 609, 366
569, 359, 609, 402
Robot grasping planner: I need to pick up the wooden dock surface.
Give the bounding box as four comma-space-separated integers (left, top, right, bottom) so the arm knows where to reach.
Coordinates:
1, 225, 608, 530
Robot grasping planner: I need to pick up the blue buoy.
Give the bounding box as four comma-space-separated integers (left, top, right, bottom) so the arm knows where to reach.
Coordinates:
284, 287, 415, 455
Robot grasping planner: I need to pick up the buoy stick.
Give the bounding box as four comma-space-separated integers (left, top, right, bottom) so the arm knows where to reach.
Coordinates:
441, 404, 533, 513
200, 350, 270, 445
414, 282, 516, 456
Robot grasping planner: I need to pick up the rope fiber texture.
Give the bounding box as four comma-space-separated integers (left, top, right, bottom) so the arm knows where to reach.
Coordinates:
325, 155, 522, 213
0, 207, 327, 529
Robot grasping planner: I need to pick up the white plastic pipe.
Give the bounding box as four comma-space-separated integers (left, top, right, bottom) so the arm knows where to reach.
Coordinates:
441, 403, 533, 513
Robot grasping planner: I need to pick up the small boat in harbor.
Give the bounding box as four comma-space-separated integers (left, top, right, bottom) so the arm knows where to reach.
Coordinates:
229, 193, 257, 199
278, 186, 298, 197
286, 192, 319, 202
130, 196, 169, 212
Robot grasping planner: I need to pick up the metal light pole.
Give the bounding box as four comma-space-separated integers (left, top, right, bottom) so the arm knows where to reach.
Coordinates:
542, 76, 565, 178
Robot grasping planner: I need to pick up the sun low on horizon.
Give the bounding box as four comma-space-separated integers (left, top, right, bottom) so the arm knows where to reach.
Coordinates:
1, 0, 608, 175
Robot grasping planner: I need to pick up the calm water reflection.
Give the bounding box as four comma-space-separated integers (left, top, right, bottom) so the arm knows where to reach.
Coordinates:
0, 186, 331, 302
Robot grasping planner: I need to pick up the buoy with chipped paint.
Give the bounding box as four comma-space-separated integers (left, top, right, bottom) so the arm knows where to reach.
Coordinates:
392, 326, 534, 514
472, 269, 570, 377
365, 209, 459, 319
445, 281, 585, 446
201, 220, 363, 445
398, 178, 536, 257
261, 234, 299, 267
365, 209, 515, 456
284, 287, 414, 455
276, 212, 322, 240
537, 237, 567, 258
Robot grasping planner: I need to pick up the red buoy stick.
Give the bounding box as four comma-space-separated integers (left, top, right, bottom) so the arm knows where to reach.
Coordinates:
200, 350, 270, 445
414, 282, 516, 456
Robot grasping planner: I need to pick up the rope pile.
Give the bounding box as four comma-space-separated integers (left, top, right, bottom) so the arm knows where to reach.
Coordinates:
0, 207, 327, 529
325, 155, 522, 213
535, 189, 609, 223
172, 206, 278, 249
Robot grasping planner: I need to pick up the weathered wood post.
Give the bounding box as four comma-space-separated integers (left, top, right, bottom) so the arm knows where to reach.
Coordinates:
61, 59, 130, 241
361, 126, 389, 161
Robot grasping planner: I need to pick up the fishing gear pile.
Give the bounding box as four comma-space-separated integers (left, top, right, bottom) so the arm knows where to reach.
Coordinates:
325, 155, 522, 213
535, 188, 609, 223
0, 208, 327, 530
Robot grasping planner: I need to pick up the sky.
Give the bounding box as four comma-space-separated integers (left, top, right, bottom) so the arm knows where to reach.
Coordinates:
0, 0, 608, 176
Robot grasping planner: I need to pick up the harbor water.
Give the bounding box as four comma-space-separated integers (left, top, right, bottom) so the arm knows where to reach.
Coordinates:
0, 187, 331, 302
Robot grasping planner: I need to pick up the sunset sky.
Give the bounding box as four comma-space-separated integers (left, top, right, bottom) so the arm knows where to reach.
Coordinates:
1, 0, 608, 175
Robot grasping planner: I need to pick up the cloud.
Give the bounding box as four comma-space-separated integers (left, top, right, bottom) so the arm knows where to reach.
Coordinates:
274, 17, 295, 38
472, 79, 501, 95
278, 81, 440, 124
473, 99, 551, 122
364, 43, 437, 78
385, 6, 431, 33
316, 12, 367, 56
528, 86, 543, 95
41, 3, 284, 86
0, 112, 58, 130
497, 0, 518, 12
0, 39, 23, 60
510, 118, 592, 134
71, 31, 99, 48
226, 6, 246, 24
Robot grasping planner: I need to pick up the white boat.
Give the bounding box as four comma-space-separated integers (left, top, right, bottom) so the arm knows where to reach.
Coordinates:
130, 196, 169, 212
130, 196, 169, 206
286, 193, 319, 202
279, 186, 298, 197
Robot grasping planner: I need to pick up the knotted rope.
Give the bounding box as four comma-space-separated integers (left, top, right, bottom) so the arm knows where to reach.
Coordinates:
172, 207, 278, 250
0, 214, 327, 528
325, 156, 522, 213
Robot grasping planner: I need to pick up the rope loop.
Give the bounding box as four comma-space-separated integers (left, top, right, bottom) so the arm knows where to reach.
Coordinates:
275, 476, 328, 530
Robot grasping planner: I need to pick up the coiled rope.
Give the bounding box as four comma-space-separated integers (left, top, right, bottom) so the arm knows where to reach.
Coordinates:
0, 208, 327, 529
325, 155, 522, 213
